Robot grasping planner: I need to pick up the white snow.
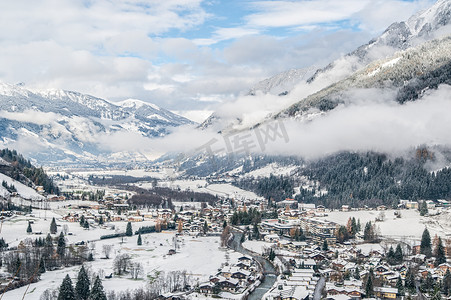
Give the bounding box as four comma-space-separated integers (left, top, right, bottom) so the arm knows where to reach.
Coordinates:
0, 173, 44, 200
1, 214, 241, 299
326, 208, 448, 241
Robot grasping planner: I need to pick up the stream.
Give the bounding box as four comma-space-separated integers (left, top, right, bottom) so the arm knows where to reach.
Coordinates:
229, 230, 278, 300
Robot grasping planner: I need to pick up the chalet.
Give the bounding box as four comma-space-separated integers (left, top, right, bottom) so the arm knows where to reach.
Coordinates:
217, 278, 239, 292
310, 253, 327, 262
437, 263, 451, 276
238, 256, 252, 264
47, 195, 66, 201
231, 269, 251, 280
128, 216, 144, 222
375, 265, 391, 275
199, 282, 214, 294
341, 205, 350, 212
270, 285, 309, 300
374, 287, 398, 299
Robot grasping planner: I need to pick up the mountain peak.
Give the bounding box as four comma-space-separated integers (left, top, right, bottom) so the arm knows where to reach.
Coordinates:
118, 98, 161, 111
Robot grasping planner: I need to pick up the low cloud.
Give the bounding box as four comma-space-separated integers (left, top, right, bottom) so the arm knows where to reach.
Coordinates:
0, 110, 60, 125
261, 85, 451, 160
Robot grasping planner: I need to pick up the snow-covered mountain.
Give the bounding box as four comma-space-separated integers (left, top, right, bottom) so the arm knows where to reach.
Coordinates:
308, 0, 451, 87
0, 83, 194, 165
200, 0, 451, 134
277, 36, 451, 119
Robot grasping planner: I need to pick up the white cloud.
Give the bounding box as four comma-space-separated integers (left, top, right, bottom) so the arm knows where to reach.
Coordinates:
0, 0, 439, 118
245, 0, 370, 28
0, 110, 60, 125
262, 85, 451, 159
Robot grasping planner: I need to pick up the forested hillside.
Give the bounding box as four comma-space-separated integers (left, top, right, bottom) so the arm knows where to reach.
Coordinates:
232, 150, 451, 209
0, 148, 58, 194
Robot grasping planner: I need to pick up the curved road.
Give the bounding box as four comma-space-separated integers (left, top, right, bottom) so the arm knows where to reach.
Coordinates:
229, 230, 278, 300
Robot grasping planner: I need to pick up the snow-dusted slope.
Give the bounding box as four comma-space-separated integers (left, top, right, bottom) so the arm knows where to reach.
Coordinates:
201, 0, 451, 134
0, 83, 194, 165
308, 0, 451, 86
248, 68, 316, 96
0, 173, 44, 200
278, 36, 451, 119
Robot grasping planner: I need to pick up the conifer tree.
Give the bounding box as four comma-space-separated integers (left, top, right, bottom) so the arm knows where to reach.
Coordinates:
50, 217, 57, 234
396, 276, 404, 296
387, 246, 395, 264
125, 222, 133, 236
79, 215, 85, 227
443, 269, 451, 295
365, 269, 374, 298
405, 267, 416, 293
89, 276, 107, 300
75, 265, 90, 300
322, 240, 329, 251
354, 267, 360, 280
27, 222, 32, 233
57, 232, 66, 257
394, 244, 403, 263
58, 274, 76, 300
137, 234, 142, 246
435, 237, 446, 266
421, 228, 432, 258
39, 257, 46, 273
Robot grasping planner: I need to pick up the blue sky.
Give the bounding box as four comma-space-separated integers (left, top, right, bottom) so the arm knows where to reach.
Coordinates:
0, 0, 436, 121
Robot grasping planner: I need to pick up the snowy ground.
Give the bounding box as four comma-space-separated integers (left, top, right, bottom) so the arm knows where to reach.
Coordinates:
243, 163, 299, 178
1, 209, 241, 299
242, 240, 275, 255
136, 179, 263, 201
57, 168, 175, 180
325, 208, 450, 241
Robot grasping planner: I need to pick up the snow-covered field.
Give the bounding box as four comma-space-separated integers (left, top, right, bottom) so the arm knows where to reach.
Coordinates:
136, 179, 263, 201
0, 173, 44, 200
1, 209, 240, 299
242, 240, 275, 255
69, 168, 174, 179
243, 164, 298, 178
325, 208, 450, 241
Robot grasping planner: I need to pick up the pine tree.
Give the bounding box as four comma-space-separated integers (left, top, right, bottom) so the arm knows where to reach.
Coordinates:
79, 215, 85, 227
39, 257, 46, 273
394, 244, 403, 263
365, 269, 374, 298
354, 267, 360, 280
89, 276, 107, 300
387, 246, 395, 265
322, 240, 329, 251
125, 222, 133, 236
50, 217, 57, 234
419, 200, 428, 216
421, 228, 432, 258
75, 265, 90, 300
203, 220, 209, 234
137, 234, 142, 246
58, 274, 76, 300
57, 232, 66, 257
396, 276, 404, 296
435, 237, 446, 266
98, 216, 104, 225
27, 222, 32, 233
405, 267, 416, 293
443, 269, 451, 295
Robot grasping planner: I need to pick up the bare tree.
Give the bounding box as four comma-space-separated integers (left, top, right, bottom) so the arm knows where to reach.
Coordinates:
62, 224, 69, 235
102, 244, 113, 259
130, 262, 143, 279
220, 226, 231, 248
113, 253, 131, 275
